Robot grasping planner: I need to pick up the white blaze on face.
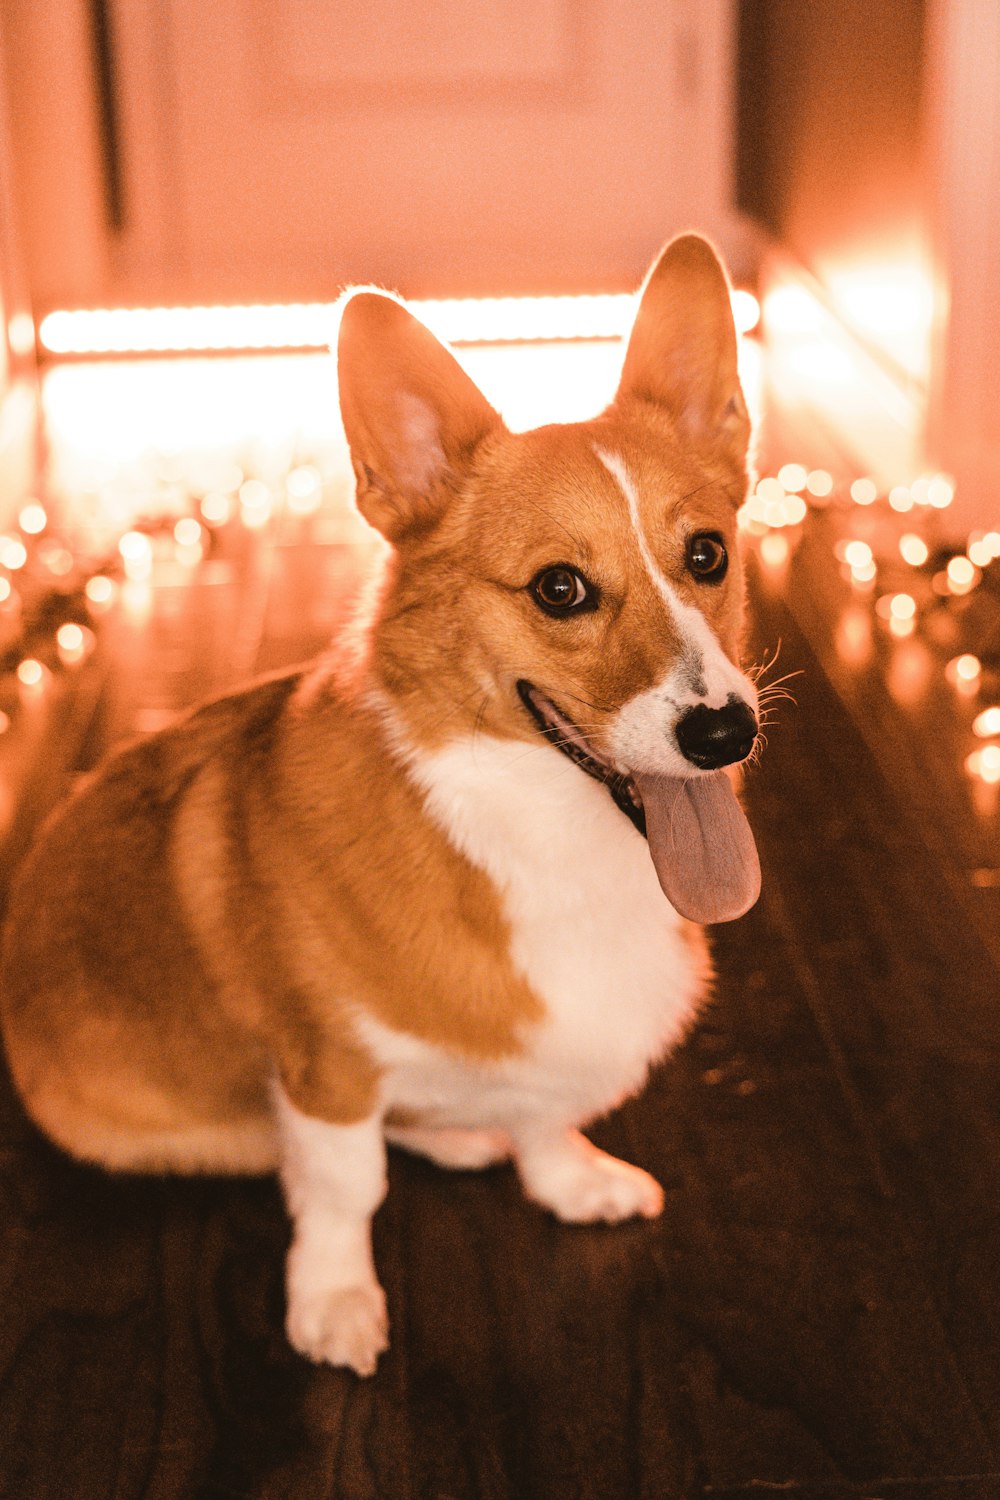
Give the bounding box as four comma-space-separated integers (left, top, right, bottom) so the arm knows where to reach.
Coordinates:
594, 446, 758, 778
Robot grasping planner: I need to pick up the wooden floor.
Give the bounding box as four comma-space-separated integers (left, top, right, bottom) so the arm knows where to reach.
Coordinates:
2, 381, 1000, 1497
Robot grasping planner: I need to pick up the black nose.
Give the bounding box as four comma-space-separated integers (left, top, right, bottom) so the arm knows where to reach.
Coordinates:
676, 697, 758, 770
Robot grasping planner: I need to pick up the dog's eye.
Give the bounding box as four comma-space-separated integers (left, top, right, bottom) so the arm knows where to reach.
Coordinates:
686, 532, 728, 582
531, 566, 590, 615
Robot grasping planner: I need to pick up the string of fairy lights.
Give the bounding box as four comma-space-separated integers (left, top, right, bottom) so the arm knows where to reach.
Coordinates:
737, 462, 1000, 786
1, 457, 999, 787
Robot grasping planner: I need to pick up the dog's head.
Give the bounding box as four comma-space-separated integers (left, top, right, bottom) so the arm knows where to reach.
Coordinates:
337, 235, 760, 923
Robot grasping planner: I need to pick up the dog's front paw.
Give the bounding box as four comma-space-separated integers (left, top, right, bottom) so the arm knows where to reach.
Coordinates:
517, 1129, 664, 1224
286, 1277, 389, 1375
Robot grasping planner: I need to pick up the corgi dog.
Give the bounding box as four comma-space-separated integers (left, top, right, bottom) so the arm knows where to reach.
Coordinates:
1, 234, 761, 1376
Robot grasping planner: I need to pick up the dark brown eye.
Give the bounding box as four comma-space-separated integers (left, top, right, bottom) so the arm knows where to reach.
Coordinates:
531, 566, 590, 615
686, 532, 728, 582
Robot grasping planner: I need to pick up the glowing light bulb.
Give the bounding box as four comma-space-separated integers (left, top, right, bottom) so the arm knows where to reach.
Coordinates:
888, 485, 913, 513
973, 706, 1000, 738
966, 746, 1000, 784
899, 533, 929, 566
946, 653, 981, 692
782, 494, 808, 526
286, 464, 323, 515
0, 537, 28, 569
777, 463, 808, 493
844, 540, 873, 570
85, 574, 115, 608
806, 469, 833, 497
17, 658, 44, 689
927, 474, 954, 508
946, 556, 978, 594
18, 502, 47, 535
200, 492, 233, 525
731, 289, 760, 335
0, 577, 11, 604
850, 477, 877, 505
56, 622, 92, 666
755, 477, 785, 504
889, 593, 916, 621
119, 531, 153, 579
173, 517, 203, 548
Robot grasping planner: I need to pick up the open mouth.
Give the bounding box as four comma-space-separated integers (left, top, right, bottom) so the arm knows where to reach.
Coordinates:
515, 678, 761, 925
515, 680, 646, 835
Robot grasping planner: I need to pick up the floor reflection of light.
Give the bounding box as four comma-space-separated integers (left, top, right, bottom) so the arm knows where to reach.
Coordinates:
835, 605, 873, 667
886, 636, 932, 705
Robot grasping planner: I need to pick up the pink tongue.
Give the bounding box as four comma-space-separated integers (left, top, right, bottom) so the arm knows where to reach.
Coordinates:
632, 770, 760, 924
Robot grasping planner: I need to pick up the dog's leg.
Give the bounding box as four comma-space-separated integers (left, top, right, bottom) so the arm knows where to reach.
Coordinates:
274, 1086, 388, 1375
386, 1124, 512, 1170
512, 1125, 664, 1224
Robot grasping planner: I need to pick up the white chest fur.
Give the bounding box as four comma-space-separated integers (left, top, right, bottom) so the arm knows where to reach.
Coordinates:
357, 733, 707, 1134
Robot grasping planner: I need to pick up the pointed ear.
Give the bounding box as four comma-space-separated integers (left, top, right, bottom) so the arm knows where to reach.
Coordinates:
615, 234, 750, 459
337, 292, 503, 542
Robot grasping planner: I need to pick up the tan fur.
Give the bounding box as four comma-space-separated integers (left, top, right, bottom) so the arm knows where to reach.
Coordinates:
1, 232, 753, 1184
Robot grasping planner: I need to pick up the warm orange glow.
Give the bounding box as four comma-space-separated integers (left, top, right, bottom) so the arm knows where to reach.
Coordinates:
239, 479, 273, 528
886, 638, 932, 704
18, 503, 47, 535
835, 605, 873, 666
850, 478, 877, 506
286, 464, 324, 515
806, 469, 833, 498
0, 710, 10, 735
173, 517, 203, 548
899, 533, 929, 566
843, 540, 873, 570
878, 592, 916, 622
42, 546, 74, 576
967, 532, 1000, 567
946, 556, 979, 595
201, 493, 233, 525
966, 746, 1000, 785
0, 537, 28, 570
946, 653, 982, 692
119, 531, 153, 580
927, 474, 955, 509
759, 532, 790, 567
777, 462, 808, 492
7, 312, 35, 357
825, 264, 934, 382
17, 658, 45, 689
56, 622, 94, 666
0, 578, 11, 603
973, 707, 1000, 738
85, 575, 115, 608
888, 485, 913, 513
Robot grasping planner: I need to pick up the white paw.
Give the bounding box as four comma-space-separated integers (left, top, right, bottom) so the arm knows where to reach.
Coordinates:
519, 1135, 664, 1224
286, 1278, 389, 1376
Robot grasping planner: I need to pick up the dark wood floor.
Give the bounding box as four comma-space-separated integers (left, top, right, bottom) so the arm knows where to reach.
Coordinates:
2, 404, 1000, 1497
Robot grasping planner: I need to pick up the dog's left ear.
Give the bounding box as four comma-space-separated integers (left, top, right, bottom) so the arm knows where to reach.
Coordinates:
615, 234, 750, 460
338, 291, 504, 542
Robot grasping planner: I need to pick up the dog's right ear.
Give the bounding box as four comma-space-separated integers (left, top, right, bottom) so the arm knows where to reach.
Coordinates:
337, 292, 503, 543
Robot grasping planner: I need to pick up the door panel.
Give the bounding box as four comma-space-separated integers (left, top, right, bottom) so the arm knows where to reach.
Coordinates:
107, 0, 738, 305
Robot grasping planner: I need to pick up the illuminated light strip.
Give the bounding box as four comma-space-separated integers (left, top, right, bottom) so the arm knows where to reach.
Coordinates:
38, 290, 760, 356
